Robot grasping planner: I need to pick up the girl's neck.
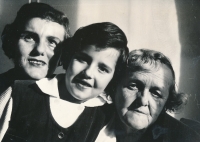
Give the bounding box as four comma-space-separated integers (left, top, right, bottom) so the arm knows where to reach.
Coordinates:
58, 78, 83, 104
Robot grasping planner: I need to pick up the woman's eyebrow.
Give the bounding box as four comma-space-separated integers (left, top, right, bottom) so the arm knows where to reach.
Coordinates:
20, 31, 38, 39
47, 36, 62, 42
20, 31, 37, 35
151, 86, 162, 91
128, 79, 143, 85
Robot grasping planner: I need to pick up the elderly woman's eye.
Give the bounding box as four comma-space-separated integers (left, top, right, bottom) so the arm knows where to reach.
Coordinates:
151, 90, 162, 98
127, 83, 138, 90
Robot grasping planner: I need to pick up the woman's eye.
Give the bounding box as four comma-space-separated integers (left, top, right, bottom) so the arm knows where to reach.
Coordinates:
48, 40, 57, 49
151, 90, 162, 98
127, 83, 138, 90
23, 35, 34, 42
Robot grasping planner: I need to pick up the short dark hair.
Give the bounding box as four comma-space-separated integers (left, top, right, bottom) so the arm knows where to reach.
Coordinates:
1, 2, 70, 59
62, 22, 129, 95
126, 49, 188, 112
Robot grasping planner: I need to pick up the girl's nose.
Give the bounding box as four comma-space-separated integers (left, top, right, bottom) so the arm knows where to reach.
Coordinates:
82, 65, 94, 79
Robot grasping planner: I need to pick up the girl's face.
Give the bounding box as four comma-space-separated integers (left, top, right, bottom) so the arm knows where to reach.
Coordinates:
15, 18, 65, 79
65, 45, 120, 101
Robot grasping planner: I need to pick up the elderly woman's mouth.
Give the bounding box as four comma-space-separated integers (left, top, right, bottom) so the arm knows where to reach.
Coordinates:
28, 59, 46, 66
131, 109, 149, 115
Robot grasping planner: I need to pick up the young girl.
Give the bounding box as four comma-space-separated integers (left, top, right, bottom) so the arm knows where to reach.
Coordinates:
1, 22, 128, 142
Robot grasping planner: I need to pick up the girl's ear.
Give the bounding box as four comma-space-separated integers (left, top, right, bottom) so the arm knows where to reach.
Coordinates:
99, 92, 113, 104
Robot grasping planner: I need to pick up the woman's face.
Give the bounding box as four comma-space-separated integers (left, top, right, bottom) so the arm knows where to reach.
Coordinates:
115, 64, 173, 131
65, 45, 120, 101
14, 18, 65, 79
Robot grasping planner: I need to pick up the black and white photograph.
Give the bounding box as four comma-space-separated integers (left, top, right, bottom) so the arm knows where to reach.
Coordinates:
0, 0, 200, 141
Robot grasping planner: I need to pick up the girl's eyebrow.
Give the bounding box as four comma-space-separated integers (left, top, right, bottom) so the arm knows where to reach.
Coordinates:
99, 63, 112, 72
76, 52, 91, 60
77, 52, 113, 72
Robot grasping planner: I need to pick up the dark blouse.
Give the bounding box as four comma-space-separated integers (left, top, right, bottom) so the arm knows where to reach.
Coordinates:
2, 80, 105, 142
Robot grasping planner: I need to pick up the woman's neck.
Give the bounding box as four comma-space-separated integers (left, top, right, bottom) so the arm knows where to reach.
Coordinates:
114, 114, 146, 142
13, 67, 35, 80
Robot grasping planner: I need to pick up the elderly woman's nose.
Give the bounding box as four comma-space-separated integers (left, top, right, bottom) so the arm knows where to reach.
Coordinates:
137, 90, 149, 106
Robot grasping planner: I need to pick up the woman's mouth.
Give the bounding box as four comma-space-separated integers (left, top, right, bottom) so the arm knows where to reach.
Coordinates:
28, 59, 46, 66
133, 109, 149, 115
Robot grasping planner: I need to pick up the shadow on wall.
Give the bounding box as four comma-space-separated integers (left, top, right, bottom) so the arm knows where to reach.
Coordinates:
175, 0, 200, 121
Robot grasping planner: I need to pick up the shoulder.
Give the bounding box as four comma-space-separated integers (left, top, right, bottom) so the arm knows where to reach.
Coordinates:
11, 80, 46, 109
10, 80, 50, 120
180, 118, 200, 134
0, 69, 15, 94
153, 113, 200, 142
11, 80, 38, 97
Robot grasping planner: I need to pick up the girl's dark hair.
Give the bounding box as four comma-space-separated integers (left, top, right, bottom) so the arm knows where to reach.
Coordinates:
127, 49, 188, 112
1, 2, 70, 59
62, 22, 129, 96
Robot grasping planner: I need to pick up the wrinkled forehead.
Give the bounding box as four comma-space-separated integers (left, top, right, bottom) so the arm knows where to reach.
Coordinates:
127, 59, 162, 72
125, 62, 174, 85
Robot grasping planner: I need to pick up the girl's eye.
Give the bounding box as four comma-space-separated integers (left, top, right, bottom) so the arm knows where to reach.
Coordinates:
74, 56, 87, 64
127, 83, 138, 90
98, 67, 109, 74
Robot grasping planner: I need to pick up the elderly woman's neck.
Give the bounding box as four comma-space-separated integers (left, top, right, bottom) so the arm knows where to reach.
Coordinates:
114, 114, 147, 142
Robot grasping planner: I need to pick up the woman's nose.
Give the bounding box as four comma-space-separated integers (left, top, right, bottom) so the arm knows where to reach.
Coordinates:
137, 90, 149, 106
31, 42, 45, 56
36, 42, 46, 55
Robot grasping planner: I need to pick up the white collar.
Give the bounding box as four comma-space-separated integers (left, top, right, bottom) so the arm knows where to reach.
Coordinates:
36, 74, 112, 107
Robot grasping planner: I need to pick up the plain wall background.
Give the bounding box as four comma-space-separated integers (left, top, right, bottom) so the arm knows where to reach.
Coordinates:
0, 0, 200, 121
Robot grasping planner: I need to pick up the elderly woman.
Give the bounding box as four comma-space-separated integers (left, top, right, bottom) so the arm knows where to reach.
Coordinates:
96, 49, 200, 142
0, 2, 70, 92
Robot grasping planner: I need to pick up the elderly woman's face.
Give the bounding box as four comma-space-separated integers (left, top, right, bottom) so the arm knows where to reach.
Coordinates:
115, 64, 173, 131
14, 18, 65, 79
